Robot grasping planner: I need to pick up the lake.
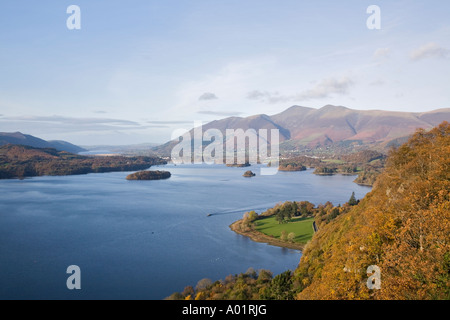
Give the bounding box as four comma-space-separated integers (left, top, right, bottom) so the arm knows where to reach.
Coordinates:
0, 164, 371, 300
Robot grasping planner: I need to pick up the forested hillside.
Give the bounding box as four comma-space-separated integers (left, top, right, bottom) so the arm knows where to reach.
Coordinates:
295, 121, 449, 299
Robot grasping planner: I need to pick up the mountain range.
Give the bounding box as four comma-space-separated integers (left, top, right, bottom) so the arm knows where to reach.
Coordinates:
0, 132, 86, 154
153, 105, 450, 155
2, 105, 449, 156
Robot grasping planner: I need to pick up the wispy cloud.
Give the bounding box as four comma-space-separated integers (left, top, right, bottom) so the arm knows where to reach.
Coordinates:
246, 90, 267, 100
247, 76, 355, 104
373, 48, 391, 60
410, 42, 449, 61
0, 115, 140, 127
198, 92, 219, 101
297, 77, 354, 100
146, 120, 192, 125
197, 110, 244, 117
246, 90, 287, 104
0, 115, 166, 136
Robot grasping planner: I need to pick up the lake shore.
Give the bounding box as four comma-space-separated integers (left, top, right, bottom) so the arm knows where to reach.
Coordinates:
229, 219, 305, 251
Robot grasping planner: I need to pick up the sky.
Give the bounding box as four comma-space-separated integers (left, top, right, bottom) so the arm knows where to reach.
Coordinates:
0, 0, 449, 145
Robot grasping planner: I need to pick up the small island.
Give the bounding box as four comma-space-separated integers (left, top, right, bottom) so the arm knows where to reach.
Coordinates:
242, 170, 256, 177
126, 170, 171, 181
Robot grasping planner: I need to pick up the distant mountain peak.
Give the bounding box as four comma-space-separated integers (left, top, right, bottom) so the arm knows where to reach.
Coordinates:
2, 132, 26, 139
319, 105, 351, 111
153, 105, 450, 156
287, 105, 314, 110
0, 132, 86, 153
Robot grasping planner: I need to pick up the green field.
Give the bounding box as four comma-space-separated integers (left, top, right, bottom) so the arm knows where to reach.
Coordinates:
322, 159, 345, 164
254, 216, 315, 244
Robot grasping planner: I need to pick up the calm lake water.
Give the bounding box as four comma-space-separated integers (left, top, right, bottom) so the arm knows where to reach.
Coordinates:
0, 164, 371, 300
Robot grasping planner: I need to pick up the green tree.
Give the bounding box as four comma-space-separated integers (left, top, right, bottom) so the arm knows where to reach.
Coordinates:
327, 207, 341, 222
246, 210, 258, 222
348, 191, 358, 206
292, 201, 299, 216
257, 270, 273, 284
287, 232, 296, 243
270, 271, 294, 300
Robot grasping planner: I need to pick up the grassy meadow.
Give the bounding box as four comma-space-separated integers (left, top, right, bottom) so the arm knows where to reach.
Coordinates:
254, 216, 315, 244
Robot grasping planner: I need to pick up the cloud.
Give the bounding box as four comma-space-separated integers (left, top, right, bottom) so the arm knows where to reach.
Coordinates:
247, 76, 355, 104
93, 110, 108, 114
297, 77, 354, 100
373, 48, 391, 60
146, 120, 192, 125
247, 90, 301, 104
246, 90, 268, 100
198, 92, 219, 101
1, 115, 140, 127
410, 42, 449, 61
0, 115, 164, 135
197, 110, 244, 117
246, 90, 286, 103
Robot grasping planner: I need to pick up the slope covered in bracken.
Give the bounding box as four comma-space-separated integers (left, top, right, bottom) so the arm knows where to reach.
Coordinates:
295, 121, 450, 300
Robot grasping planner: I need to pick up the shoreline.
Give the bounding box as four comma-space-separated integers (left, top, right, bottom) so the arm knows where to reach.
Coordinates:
229, 220, 305, 251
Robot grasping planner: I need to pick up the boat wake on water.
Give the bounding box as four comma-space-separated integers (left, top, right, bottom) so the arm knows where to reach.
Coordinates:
205, 202, 283, 217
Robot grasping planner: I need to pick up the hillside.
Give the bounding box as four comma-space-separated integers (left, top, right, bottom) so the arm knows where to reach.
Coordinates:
0, 132, 86, 154
153, 105, 450, 157
273, 105, 449, 147
0, 144, 166, 179
294, 121, 450, 299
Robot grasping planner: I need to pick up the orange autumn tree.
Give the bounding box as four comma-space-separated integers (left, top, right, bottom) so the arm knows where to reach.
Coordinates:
295, 121, 450, 300
375, 121, 450, 299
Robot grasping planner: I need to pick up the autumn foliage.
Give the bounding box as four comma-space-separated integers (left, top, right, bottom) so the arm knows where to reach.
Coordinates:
295, 122, 450, 300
